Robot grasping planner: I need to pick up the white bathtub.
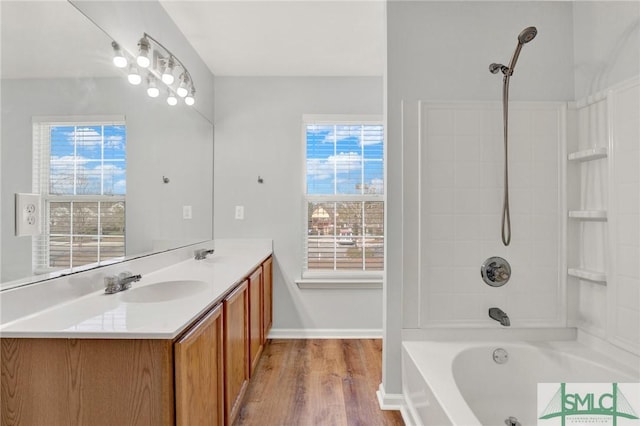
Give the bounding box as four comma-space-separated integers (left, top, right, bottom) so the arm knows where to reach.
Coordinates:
402, 340, 640, 426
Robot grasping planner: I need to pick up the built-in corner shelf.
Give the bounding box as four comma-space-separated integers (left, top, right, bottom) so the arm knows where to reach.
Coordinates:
568, 147, 608, 162
568, 210, 608, 221
568, 268, 607, 284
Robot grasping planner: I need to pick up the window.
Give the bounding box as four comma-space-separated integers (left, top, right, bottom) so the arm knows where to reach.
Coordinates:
303, 116, 384, 278
32, 117, 126, 273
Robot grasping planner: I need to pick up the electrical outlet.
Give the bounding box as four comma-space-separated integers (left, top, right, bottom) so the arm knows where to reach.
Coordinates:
15, 193, 41, 236
183, 205, 192, 220
235, 205, 244, 220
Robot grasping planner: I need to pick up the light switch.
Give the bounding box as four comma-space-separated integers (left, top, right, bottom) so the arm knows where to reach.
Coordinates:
235, 205, 244, 220
15, 193, 41, 236
183, 205, 192, 219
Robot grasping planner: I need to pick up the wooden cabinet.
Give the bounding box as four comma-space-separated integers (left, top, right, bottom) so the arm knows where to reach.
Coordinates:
248, 267, 263, 375
223, 281, 249, 425
0, 256, 273, 426
262, 256, 273, 344
175, 303, 224, 426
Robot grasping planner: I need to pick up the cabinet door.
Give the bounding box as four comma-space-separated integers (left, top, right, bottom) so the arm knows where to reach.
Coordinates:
175, 303, 224, 426
224, 281, 249, 425
1, 338, 174, 426
248, 267, 263, 376
262, 256, 273, 344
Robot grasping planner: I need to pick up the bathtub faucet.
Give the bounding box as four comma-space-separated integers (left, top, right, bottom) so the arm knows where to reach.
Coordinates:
489, 307, 511, 326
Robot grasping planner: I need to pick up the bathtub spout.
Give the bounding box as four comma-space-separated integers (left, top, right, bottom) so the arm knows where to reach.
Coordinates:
489, 307, 511, 326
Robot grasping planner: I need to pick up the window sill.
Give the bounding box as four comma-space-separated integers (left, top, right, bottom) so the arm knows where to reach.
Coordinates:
295, 278, 382, 289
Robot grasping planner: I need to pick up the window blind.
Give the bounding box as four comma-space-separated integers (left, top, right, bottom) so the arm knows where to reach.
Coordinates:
303, 120, 384, 275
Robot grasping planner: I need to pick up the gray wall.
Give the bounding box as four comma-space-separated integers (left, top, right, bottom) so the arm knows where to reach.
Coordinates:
214, 76, 383, 333
1, 77, 212, 282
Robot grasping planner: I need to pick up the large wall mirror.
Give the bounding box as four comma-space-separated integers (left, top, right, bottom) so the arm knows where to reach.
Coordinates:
1, 1, 213, 289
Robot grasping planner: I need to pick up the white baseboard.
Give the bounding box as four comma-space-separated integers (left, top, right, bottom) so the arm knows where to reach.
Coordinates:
268, 328, 383, 339
376, 383, 405, 410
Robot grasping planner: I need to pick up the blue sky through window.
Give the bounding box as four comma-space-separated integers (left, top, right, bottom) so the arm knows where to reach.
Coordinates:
306, 123, 383, 195
49, 124, 126, 196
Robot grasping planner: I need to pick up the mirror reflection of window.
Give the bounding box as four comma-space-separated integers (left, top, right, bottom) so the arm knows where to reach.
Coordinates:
32, 117, 126, 273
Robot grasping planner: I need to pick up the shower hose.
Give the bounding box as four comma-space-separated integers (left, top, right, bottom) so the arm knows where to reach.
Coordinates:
501, 75, 512, 246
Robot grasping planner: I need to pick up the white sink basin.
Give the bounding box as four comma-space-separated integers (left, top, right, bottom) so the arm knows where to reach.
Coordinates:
119, 280, 208, 303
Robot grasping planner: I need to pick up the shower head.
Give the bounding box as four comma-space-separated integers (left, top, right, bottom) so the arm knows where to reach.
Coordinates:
506, 26, 537, 75
518, 26, 537, 44
489, 26, 538, 77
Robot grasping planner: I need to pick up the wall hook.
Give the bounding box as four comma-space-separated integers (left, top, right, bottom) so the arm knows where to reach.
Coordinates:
162, 176, 170, 184
257, 176, 264, 184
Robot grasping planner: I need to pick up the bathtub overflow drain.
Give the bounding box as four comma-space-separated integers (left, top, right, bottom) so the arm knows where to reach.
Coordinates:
493, 348, 509, 364
505, 416, 521, 426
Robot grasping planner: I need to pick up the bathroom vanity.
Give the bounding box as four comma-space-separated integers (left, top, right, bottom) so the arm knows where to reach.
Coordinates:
0, 240, 272, 426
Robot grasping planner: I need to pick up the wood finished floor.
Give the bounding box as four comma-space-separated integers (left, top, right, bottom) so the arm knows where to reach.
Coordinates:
234, 339, 404, 426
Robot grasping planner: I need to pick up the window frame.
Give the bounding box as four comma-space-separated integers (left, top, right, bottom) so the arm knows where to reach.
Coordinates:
32, 115, 126, 274
299, 114, 384, 288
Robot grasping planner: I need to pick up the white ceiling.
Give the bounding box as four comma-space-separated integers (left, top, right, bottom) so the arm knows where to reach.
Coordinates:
159, 0, 385, 77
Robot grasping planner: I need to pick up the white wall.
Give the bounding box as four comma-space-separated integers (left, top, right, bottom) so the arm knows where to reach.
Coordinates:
1, 77, 212, 282
569, 2, 640, 356
573, 1, 640, 100
608, 80, 640, 354
385, 0, 574, 396
213, 77, 384, 334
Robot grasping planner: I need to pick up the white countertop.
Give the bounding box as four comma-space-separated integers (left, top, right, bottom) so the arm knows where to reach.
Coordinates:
0, 240, 272, 339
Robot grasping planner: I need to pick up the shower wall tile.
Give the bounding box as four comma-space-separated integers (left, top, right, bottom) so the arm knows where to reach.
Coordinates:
571, 78, 640, 355
609, 79, 639, 354
419, 102, 564, 327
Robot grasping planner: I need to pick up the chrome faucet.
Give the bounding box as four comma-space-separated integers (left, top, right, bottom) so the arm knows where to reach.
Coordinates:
489, 307, 511, 326
104, 272, 142, 294
194, 248, 215, 260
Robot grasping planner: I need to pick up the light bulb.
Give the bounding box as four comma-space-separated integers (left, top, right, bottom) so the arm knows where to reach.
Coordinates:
147, 78, 159, 98
184, 88, 195, 106
136, 37, 151, 68
161, 58, 175, 85
167, 93, 178, 106
111, 41, 127, 68
176, 74, 189, 97
137, 55, 150, 68
176, 84, 188, 98
127, 65, 142, 85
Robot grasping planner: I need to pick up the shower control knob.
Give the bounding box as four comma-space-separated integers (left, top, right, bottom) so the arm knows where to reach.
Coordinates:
481, 257, 511, 287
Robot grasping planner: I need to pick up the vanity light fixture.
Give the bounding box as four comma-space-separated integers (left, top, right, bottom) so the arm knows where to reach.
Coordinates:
111, 42, 127, 68
111, 33, 196, 107
136, 36, 151, 68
